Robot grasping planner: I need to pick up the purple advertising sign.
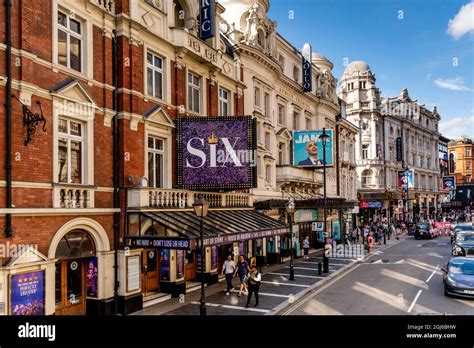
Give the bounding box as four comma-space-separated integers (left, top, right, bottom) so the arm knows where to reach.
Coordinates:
177, 116, 257, 189
160, 249, 170, 281
86, 257, 98, 298
211, 246, 218, 269
10, 271, 45, 315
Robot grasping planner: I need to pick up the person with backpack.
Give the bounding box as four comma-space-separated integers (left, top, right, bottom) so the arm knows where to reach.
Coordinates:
234, 255, 250, 297
245, 264, 261, 308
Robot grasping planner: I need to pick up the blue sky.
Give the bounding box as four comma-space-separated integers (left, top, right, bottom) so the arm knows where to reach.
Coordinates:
268, 0, 474, 138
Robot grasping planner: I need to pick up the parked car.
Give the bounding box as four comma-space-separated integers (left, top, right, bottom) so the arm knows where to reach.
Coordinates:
414, 223, 436, 240
451, 224, 474, 244
452, 232, 474, 257
443, 257, 474, 298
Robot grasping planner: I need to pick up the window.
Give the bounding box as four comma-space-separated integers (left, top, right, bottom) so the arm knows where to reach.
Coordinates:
264, 93, 270, 117
362, 145, 369, 159
347, 82, 354, 91
467, 148, 472, 157
293, 66, 300, 82
427, 157, 431, 169
360, 81, 366, 89
254, 87, 261, 107
219, 88, 230, 116
188, 73, 201, 113
306, 117, 312, 130
467, 175, 472, 183
278, 105, 285, 125
146, 51, 164, 99
411, 153, 416, 166
361, 169, 373, 187
419, 156, 423, 167
57, 11, 82, 72
389, 146, 394, 161
58, 118, 83, 184
278, 143, 285, 165
148, 136, 165, 188
293, 112, 299, 130
265, 165, 271, 183
467, 162, 472, 170
265, 132, 271, 150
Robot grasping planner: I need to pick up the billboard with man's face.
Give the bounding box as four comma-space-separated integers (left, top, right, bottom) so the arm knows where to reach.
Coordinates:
398, 169, 414, 189
177, 116, 257, 190
293, 130, 334, 167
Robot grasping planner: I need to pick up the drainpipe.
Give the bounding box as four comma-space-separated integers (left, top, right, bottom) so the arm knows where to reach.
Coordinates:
112, 29, 120, 315
4, 0, 13, 238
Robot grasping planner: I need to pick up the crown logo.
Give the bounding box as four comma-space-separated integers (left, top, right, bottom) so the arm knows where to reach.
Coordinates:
208, 132, 219, 144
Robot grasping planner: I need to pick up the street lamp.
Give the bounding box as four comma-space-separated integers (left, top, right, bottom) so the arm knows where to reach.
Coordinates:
320, 128, 330, 273
286, 198, 295, 281
193, 195, 209, 316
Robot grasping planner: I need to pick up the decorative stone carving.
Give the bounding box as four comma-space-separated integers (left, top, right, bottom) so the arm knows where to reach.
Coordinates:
243, 3, 260, 46
265, 21, 277, 57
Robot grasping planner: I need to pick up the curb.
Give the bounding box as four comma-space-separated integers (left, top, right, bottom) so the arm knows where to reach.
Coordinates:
269, 238, 405, 315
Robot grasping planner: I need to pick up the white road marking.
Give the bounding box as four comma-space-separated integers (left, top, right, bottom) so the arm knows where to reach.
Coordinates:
425, 265, 439, 283
286, 266, 319, 271
407, 290, 423, 313
302, 260, 354, 265
268, 272, 323, 279
190, 301, 269, 313
260, 280, 310, 288
230, 289, 290, 298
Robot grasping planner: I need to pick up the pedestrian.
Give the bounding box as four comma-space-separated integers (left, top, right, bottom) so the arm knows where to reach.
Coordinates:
351, 227, 357, 243
234, 255, 250, 297
245, 264, 261, 308
367, 233, 375, 253
303, 236, 310, 259
222, 255, 236, 296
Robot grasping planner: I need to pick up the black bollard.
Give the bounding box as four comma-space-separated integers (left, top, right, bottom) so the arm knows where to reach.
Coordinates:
318, 262, 322, 276
384, 233, 387, 245
323, 257, 329, 273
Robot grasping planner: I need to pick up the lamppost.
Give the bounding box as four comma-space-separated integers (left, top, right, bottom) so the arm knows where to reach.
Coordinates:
193, 195, 209, 316
286, 198, 295, 281
320, 128, 330, 273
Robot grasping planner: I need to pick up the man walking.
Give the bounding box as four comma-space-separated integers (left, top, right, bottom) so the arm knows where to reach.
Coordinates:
234, 255, 250, 296
245, 264, 261, 308
222, 255, 236, 296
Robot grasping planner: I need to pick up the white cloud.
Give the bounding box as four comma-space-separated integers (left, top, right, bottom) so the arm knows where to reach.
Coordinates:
439, 116, 474, 138
434, 76, 472, 91
447, 1, 474, 39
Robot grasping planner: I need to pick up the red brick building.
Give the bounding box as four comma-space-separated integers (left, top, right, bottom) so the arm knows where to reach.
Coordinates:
0, 0, 254, 315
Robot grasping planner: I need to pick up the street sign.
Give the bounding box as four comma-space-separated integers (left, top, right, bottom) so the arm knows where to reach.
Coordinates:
312, 222, 324, 231
398, 200, 404, 208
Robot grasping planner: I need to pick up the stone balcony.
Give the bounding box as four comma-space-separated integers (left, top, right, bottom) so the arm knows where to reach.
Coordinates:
276, 165, 323, 186
127, 188, 252, 210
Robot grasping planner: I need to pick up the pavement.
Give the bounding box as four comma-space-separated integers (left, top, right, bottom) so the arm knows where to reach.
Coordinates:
282, 234, 474, 315
131, 237, 401, 316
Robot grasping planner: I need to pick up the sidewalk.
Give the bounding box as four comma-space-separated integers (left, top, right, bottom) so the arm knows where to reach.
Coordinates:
131, 248, 324, 316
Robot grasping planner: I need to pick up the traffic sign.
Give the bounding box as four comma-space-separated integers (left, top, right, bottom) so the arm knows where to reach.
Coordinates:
312, 222, 324, 231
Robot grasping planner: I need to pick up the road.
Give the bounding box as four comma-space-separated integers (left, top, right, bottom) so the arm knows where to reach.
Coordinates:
283, 235, 474, 315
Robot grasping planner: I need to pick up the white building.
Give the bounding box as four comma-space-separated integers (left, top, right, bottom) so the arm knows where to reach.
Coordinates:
339, 61, 442, 222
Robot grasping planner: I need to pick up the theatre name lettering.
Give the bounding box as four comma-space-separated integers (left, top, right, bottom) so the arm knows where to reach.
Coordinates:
204, 228, 288, 246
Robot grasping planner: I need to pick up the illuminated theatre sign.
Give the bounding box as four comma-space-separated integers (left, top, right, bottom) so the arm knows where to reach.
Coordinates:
177, 116, 257, 190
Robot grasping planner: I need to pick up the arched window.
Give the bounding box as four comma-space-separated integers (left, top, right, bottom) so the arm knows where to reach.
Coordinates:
55, 230, 95, 259
361, 169, 373, 187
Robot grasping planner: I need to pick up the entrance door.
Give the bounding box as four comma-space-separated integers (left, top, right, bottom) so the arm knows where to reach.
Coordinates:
184, 251, 196, 281
55, 259, 86, 315
142, 249, 160, 296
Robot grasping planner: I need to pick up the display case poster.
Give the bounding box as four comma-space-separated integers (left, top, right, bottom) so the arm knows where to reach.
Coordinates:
211, 246, 218, 270
176, 250, 184, 279
197, 252, 204, 272
86, 257, 98, 298
332, 221, 341, 240
127, 256, 140, 292
10, 271, 45, 315
160, 249, 170, 281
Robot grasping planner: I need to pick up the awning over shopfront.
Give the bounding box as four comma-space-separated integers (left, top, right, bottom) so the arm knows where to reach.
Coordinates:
125, 210, 288, 249
253, 197, 354, 210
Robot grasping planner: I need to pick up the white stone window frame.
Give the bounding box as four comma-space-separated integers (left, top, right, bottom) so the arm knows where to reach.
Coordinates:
218, 86, 231, 116
187, 70, 202, 115
277, 103, 286, 126
254, 86, 261, 108
52, 2, 93, 78
145, 49, 166, 101
144, 127, 172, 189
53, 99, 94, 187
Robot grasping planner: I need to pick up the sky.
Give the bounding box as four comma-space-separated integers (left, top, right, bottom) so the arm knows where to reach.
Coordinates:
267, 0, 474, 139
